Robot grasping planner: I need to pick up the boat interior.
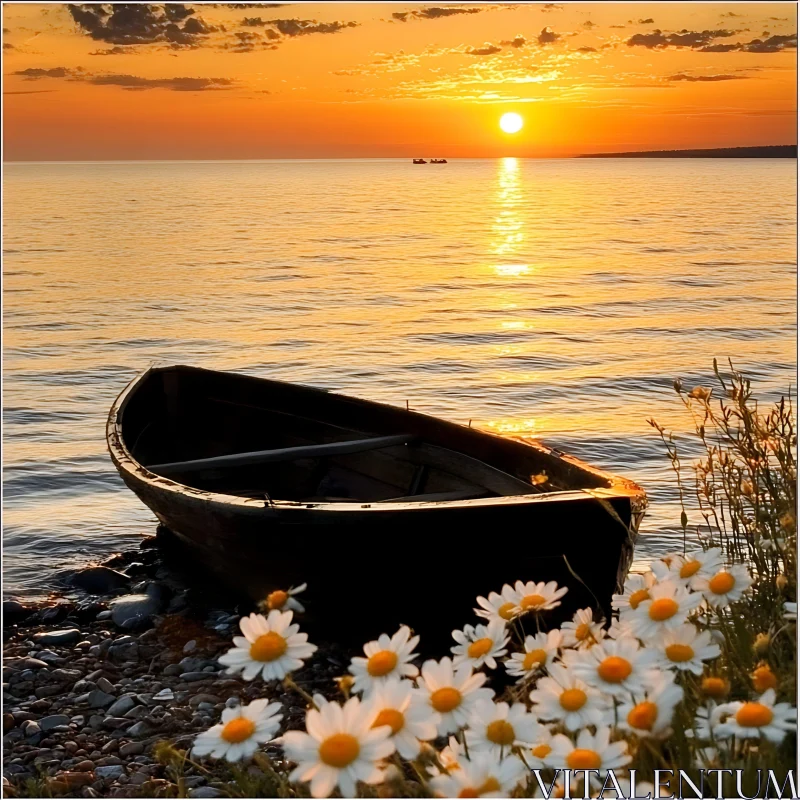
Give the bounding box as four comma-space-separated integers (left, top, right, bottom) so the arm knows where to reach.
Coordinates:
119, 367, 611, 504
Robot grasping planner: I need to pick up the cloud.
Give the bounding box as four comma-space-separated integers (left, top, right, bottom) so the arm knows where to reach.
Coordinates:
537, 27, 560, 45
699, 43, 741, 52
394, 7, 482, 22
667, 73, 747, 82
5, 89, 57, 94
66, 3, 223, 46
266, 18, 357, 36
638, 18, 654, 24
576, 45, 597, 53
720, 12, 741, 18
542, 4, 563, 10
500, 35, 526, 48
583, 20, 596, 29
465, 42, 502, 56
15, 67, 71, 78
626, 28, 736, 49
89, 45, 134, 55
742, 33, 797, 53
241, 16, 268, 26
13, 65, 232, 91
392, 12, 409, 22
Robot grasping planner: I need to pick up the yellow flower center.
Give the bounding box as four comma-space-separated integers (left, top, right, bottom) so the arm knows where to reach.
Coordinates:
665, 643, 695, 663
708, 572, 736, 595
249, 631, 287, 662
751, 666, 778, 693
266, 590, 288, 610
467, 638, 494, 660
221, 717, 256, 744
597, 656, 632, 683
735, 703, 774, 728
531, 744, 551, 759
520, 594, 547, 611
430, 687, 462, 713
373, 708, 404, 735
680, 560, 702, 579
629, 589, 650, 609
648, 597, 679, 621
498, 602, 517, 620
459, 778, 501, 798
627, 701, 659, 731
575, 623, 591, 641
523, 649, 547, 671
318, 733, 361, 768
486, 720, 515, 746
701, 677, 729, 699
367, 650, 398, 677
559, 688, 587, 712
567, 749, 602, 771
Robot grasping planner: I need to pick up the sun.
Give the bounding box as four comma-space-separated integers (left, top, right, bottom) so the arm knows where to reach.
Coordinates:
499, 112, 523, 134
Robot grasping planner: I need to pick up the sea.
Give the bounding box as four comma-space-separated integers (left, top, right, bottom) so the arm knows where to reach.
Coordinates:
3, 157, 796, 598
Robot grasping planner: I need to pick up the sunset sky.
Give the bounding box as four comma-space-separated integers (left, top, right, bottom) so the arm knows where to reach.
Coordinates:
3, 2, 797, 160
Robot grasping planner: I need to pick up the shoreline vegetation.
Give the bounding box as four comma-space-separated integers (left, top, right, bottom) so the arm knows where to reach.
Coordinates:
577, 145, 797, 159
2, 361, 796, 799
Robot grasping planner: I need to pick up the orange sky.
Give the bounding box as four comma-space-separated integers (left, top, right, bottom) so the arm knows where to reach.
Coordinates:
2, 2, 797, 160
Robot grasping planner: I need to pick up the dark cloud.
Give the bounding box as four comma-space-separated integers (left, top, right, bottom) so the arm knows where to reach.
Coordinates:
582, 20, 596, 29
90, 45, 133, 55
542, 4, 562, 10
15, 67, 71, 78
699, 43, 740, 52
395, 7, 481, 22
392, 12, 409, 22
266, 18, 357, 36
537, 26, 560, 45
5, 89, 57, 94
638, 18, 654, 24
66, 4, 221, 46
4, 43, 14, 50
12, 65, 232, 91
465, 42, 502, 56
627, 28, 736, 49
720, 12, 741, 18
576, 46, 597, 53
241, 16, 267, 26
667, 73, 746, 82
500, 35, 526, 48
218, 3, 285, 7
742, 33, 797, 53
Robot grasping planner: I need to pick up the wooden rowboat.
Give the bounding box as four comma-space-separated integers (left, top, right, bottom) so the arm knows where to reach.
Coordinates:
107, 365, 646, 643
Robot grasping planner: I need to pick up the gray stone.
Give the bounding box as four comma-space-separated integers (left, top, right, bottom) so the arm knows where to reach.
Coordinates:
162, 664, 182, 677
96, 677, 115, 694
188, 694, 220, 707
125, 721, 150, 737
95, 765, 125, 780
12, 657, 49, 671
180, 672, 211, 682
106, 697, 136, 717
34, 650, 65, 664
33, 629, 80, 647
151, 688, 173, 702
118, 742, 144, 757
108, 593, 162, 630
51, 668, 83, 683
69, 567, 130, 594
3, 599, 34, 623
87, 691, 116, 709
183, 640, 197, 654
39, 715, 70, 732
21, 720, 41, 738
123, 706, 146, 720
108, 643, 139, 663
189, 787, 224, 798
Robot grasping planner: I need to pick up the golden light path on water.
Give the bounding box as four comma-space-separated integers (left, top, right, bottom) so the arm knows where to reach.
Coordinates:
3, 157, 796, 596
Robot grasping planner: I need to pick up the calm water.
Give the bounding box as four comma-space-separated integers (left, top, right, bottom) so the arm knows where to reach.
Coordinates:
3, 158, 796, 598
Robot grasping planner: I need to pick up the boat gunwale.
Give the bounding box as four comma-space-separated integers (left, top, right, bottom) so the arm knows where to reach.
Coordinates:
107, 365, 647, 514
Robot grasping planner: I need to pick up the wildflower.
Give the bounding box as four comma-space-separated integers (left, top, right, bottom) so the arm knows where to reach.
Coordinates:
560, 608, 605, 650
429, 752, 527, 798
546, 726, 631, 781
465, 699, 538, 758
700, 675, 730, 700
218, 610, 316, 682
659, 547, 723, 589
565, 636, 658, 699
753, 632, 771, 655
784, 601, 797, 621
605, 617, 636, 640
193, 699, 282, 762
364, 678, 438, 760
335, 675, 355, 696
688, 702, 734, 742
715, 689, 797, 743
282, 694, 395, 798
416, 656, 494, 736
475, 584, 520, 624
628, 580, 702, 640
451, 620, 509, 670
695, 564, 752, 607
513, 580, 568, 615
617, 676, 683, 738
527, 728, 556, 769
504, 630, 562, 682
751, 664, 778, 693
528, 663, 612, 731
349, 625, 420, 695
648, 624, 720, 675
611, 572, 658, 619
261, 583, 307, 613
428, 736, 464, 776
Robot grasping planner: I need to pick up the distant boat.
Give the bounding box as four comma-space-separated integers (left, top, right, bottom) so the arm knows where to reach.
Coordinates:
430, 158, 447, 164
412, 158, 427, 164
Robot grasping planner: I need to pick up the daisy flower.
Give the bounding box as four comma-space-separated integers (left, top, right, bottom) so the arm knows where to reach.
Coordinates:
465, 699, 538, 758
695, 564, 752, 608
528, 663, 612, 731
560, 608, 605, 650
363, 678, 438, 760
428, 736, 464, 777
451, 620, 509, 670
348, 625, 420, 695
513, 580, 568, 615
715, 689, 797, 743
546, 726, 631, 781
527, 727, 556, 769
617, 676, 683, 738
566, 636, 658, 699
430, 752, 527, 798
282, 694, 395, 798
659, 548, 723, 589
606, 617, 636, 640
218, 610, 317, 682
505, 630, 562, 682
612, 571, 658, 620
687, 702, 734, 742
416, 656, 494, 736
627, 580, 702, 640
475, 584, 520, 624
193, 699, 282, 762
648, 624, 720, 675
263, 583, 307, 613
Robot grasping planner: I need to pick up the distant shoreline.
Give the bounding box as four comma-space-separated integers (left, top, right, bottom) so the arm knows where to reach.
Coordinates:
578, 145, 797, 159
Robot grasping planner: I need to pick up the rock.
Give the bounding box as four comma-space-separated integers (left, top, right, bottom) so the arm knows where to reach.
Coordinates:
87, 690, 116, 709
108, 643, 139, 663
95, 611, 112, 620
96, 677, 115, 694
41, 603, 74, 623
33, 629, 80, 647
35, 649, 66, 664
118, 742, 143, 757
21, 720, 41, 738
183, 640, 197, 654
189, 788, 224, 798
101, 740, 119, 753
123, 706, 146, 720
106, 697, 136, 716
51, 668, 83, 683
95, 765, 125, 780
180, 672, 211, 682
3, 599, 35, 624
125, 722, 150, 737
40, 715, 71, 732
109, 589, 164, 630
3, 713, 14, 733
12, 657, 49, 671
75, 760, 96, 772
151, 688, 174, 702
162, 664, 182, 677
49, 772, 96, 791
35, 685, 62, 699
69, 567, 131, 594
